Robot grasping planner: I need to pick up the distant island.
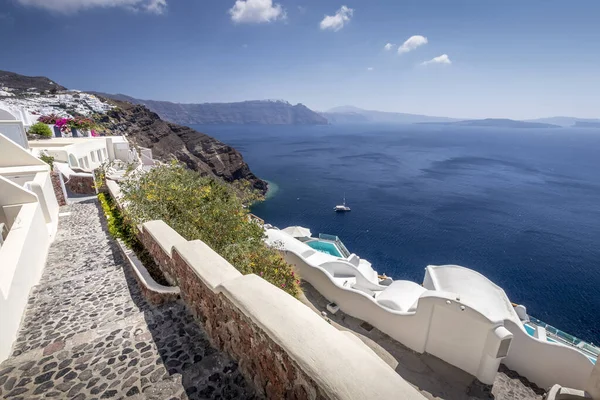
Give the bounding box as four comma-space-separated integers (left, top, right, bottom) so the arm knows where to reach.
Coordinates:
525, 117, 600, 127
322, 105, 457, 124
573, 121, 600, 128
418, 118, 561, 129
91, 93, 328, 126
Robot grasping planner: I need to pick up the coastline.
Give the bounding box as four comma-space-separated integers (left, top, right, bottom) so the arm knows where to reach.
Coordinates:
264, 180, 279, 200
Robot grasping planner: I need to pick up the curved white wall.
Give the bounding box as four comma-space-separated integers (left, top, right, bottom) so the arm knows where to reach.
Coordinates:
283, 250, 507, 384
283, 249, 595, 391
503, 320, 594, 390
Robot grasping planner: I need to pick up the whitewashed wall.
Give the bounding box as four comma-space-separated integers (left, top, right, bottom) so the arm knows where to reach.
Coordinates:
503, 320, 594, 390
283, 249, 595, 390
0, 199, 50, 361
283, 251, 508, 384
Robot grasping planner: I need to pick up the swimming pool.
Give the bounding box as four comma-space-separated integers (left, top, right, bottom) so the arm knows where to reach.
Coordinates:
307, 240, 342, 257
524, 323, 597, 364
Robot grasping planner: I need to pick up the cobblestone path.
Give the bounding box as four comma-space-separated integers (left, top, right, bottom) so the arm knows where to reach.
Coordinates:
0, 201, 257, 400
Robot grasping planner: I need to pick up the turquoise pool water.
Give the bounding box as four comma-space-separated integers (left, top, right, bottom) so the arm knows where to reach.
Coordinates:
307, 240, 342, 257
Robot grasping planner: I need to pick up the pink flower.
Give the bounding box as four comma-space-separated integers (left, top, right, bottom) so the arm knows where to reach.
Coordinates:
260, 271, 263, 276
281, 283, 286, 288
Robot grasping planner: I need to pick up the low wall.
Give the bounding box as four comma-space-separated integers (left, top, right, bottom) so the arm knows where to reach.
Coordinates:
587, 361, 600, 399
106, 179, 180, 305
503, 320, 594, 390
50, 171, 67, 206
64, 173, 96, 195
31, 171, 59, 227
0, 203, 50, 361
138, 220, 424, 399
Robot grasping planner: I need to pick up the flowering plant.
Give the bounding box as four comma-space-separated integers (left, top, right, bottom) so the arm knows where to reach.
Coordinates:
44, 116, 97, 133
38, 114, 61, 124
55, 118, 71, 133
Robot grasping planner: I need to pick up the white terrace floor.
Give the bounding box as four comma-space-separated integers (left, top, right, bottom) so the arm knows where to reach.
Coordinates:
0, 201, 257, 400
300, 282, 546, 400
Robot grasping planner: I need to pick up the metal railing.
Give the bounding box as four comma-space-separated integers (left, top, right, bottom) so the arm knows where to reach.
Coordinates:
529, 316, 599, 360
318, 233, 351, 258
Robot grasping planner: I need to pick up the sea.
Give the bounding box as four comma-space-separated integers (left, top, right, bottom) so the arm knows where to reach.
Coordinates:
190, 123, 600, 344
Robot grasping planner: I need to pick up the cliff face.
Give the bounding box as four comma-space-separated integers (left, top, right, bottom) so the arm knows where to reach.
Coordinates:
94, 93, 328, 126
97, 98, 267, 193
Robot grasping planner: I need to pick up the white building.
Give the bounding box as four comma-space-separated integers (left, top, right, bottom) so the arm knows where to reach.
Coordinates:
0, 133, 59, 361
0, 105, 29, 149
29, 136, 142, 172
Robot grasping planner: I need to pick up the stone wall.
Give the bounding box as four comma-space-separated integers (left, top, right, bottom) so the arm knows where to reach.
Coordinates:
64, 174, 96, 195
105, 179, 181, 306
138, 220, 425, 400
50, 171, 66, 206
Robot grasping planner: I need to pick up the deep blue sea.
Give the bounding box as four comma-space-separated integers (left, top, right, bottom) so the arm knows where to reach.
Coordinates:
190, 124, 600, 344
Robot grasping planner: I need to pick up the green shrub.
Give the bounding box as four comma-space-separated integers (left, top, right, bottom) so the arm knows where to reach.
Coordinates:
120, 164, 300, 297
98, 192, 169, 286
28, 122, 52, 137
39, 153, 55, 168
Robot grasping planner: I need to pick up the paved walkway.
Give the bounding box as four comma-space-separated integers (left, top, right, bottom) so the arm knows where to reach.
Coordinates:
300, 283, 546, 400
0, 201, 256, 400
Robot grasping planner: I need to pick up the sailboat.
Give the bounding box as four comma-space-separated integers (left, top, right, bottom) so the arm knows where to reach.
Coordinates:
333, 195, 351, 212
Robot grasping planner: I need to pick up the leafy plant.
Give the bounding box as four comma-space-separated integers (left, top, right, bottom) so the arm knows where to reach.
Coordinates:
28, 122, 53, 137
98, 192, 169, 286
120, 164, 300, 297
39, 153, 55, 168
38, 114, 61, 124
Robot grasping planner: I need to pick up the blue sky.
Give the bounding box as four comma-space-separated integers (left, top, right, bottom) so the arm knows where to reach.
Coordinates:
1, 0, 599, 119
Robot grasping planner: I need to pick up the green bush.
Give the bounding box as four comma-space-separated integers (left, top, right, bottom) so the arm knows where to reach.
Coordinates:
39, 153, 55, 168
28, 122, 52, 137
120, 164, 300, 297
98, 192, 169, 286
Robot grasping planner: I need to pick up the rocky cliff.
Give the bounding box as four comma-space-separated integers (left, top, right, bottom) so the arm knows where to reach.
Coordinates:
97, 98, 267, 193
94, 93, 328, 126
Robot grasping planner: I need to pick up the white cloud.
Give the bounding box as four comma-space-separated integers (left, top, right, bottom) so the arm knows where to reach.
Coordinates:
398, 35, 428, 54
320, 5, 353, 32
229, 0, 286, 23
384, 43, 394, 51
367, 67, 374, 71
15, 0, 167, 14
145, 0, 166, 14
421, 54, 452, 66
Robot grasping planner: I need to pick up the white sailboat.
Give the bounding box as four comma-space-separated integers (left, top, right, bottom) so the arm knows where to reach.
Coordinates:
333, 195, 351, 212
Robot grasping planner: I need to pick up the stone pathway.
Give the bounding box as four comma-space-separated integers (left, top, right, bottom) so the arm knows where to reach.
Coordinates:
0, 201, 257, 400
